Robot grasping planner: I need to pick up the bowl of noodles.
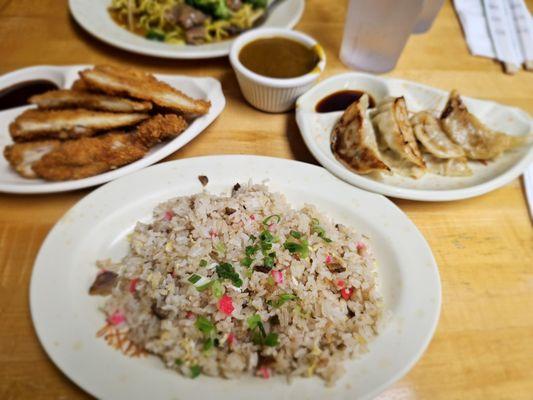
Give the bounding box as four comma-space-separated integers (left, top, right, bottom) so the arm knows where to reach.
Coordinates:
69, 0, 305, 59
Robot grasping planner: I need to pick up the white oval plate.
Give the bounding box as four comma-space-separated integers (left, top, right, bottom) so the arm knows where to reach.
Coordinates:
0, 65, 225, 194
69, 0, 305, 59
30, 155, 441, 400
296, 73, 533, 201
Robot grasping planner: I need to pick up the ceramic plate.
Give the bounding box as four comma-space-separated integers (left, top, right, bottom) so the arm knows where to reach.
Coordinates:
30, 155, 441, 400
69, 0, 305, 59
0, 65, 225, 194
296, 73, 533, 201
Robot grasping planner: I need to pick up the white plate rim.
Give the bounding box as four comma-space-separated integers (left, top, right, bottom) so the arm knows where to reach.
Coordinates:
68, 0, 305, 59
0, 65, 226, 194
296, 72, 533, 202
30, 155, 441, 400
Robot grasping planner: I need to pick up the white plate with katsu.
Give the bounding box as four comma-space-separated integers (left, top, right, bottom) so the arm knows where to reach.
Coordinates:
0, 64, 225, 194
296, 73, 533, 201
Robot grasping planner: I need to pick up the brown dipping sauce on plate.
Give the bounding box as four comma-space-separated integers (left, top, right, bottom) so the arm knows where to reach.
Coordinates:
315, 90, 376, 113
239, 37, 320, 79
0, 80, 59, 111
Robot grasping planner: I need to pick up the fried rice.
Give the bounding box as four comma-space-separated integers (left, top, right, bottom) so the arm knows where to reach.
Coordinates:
92, 182, 383, 384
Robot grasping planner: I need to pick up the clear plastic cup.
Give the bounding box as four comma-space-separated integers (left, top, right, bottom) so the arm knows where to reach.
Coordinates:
339, 0, 424, 73
413, 0, 445, 33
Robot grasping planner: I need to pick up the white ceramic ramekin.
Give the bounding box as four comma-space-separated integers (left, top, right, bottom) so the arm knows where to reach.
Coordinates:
229, 28, 326, 113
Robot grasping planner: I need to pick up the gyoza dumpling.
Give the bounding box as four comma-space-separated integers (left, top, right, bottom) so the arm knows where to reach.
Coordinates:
440, 90, 527, 160
423, 153, 472, 177
331, 94, 390, 174
411, 111, 465, 159
372, 97, 426, 168
381, 150, 425, 179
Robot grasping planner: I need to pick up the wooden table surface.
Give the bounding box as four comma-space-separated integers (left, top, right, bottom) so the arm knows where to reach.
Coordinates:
1, 0, 532, 399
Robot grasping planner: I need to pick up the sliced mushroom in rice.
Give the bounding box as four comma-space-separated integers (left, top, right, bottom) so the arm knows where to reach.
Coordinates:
89, 270, 118, 296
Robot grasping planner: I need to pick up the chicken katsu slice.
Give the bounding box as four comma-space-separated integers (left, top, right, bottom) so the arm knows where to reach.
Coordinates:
80, 65, 211, 115
71, 78, 91, 92
3, 140, 60, 178
31, 114, 188, 181
30, 90, 153, 113
32, 133, 147, 181
9, 109, 150, 142
134, 113, 188, 147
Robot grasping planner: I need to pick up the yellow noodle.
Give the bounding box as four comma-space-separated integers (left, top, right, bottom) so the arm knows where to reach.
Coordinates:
109, 0, 264, 44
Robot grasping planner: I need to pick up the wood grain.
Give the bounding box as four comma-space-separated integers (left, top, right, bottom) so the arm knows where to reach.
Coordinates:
0, 0, 532, 399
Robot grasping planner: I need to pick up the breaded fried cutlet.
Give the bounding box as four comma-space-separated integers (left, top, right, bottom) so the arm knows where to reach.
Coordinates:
30, 90, 153, 113
31, 133, 147, 181
29, 114, 188, 181
134, 113, 188, 148
80, 65, 211, 115
9, 109, 150, 142
3, 140, 61, 178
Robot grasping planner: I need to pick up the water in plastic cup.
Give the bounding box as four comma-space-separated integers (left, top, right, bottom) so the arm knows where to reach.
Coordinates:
339, 0, 424, 73
413, 0, 445, 33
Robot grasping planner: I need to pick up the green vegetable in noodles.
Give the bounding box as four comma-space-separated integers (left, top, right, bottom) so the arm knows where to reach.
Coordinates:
145, 29, 165, 41
186, 0, 231, 19
244, 0, 268, 9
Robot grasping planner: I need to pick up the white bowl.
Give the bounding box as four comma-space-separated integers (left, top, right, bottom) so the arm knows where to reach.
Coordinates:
229, 28, 326, 113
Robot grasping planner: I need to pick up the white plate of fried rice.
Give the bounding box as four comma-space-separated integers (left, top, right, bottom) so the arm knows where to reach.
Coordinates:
30, 155, 441, 400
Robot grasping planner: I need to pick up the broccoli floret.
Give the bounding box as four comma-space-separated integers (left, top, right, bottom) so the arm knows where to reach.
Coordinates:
186, 0, 232, 19
243, 0, 268, 8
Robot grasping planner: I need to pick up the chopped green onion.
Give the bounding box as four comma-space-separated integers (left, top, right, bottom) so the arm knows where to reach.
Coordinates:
311, 218, 332, 243
283, 239, 309, 258
260, 242, 272, 253
190, 365, 202, 378
212, 279, 224, 299
251, 330, 264, 345
264, 333, 279, 347
175, 358, 183, 366
262, 214, 281, 226
247, 314, 262, 330
245, 245, 258, 256
263, 255, 275, 268
215, 263, 243, 287
241, 257, 253, 268
195, 316, 215, 335
247, 314, 277, 347
196, 280, 214, 292
199, 259, 208, 267
268, 293, 297, 308
203, 338, 214, 352
215, 242, 226, 254
249, 234, 256, 242
188, 274, 201, 284
259, 230, 274, 243
290, 230, 302, 239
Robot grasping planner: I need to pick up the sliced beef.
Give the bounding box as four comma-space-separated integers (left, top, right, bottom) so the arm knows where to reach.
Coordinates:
226, 0, 243, 11
166, 4, 207, 30
185, 26, 207, 45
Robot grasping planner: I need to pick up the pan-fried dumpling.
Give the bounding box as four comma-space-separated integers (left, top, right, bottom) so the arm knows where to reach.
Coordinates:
331, 94, 390, 174
411, 111, 465, 159
423, 153, 472, 177
440, 90, 527, 160
381, 150, 425, 179
372, 97, 425, 169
